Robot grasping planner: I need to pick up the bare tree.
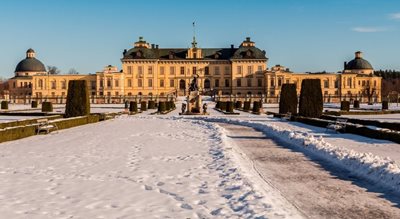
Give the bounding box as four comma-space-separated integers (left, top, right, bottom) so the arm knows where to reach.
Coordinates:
68, 68, 79, 75
47, 66, 61, 75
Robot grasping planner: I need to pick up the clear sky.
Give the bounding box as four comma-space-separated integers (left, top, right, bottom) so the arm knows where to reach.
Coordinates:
0, 0, 399, 78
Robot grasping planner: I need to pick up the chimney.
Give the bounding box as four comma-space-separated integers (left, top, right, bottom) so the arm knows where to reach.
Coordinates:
246, 37, 251, 42
156, 45, 159, 49
355, 51, 362, 58
151, 44, 155, 49
231, 44, 234, 49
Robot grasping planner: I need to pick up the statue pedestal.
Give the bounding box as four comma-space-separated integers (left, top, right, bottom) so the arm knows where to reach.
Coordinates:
180, 91, 208, 115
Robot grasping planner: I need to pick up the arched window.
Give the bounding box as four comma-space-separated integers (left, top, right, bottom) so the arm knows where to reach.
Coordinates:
179, 79, 186, 90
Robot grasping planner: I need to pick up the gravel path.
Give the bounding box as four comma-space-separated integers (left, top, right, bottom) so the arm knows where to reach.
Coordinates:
218, 123, 400, 219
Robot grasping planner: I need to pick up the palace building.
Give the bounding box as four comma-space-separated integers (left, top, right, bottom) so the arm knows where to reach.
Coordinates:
3, 37, 382, 103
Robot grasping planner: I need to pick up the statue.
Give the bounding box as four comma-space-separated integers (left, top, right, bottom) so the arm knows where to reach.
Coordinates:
202, 103, 208, 114
181, 103, 187, 114
189, 74, 199, 92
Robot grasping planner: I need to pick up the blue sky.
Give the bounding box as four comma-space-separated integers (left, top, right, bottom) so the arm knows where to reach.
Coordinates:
0, 0, 399, 77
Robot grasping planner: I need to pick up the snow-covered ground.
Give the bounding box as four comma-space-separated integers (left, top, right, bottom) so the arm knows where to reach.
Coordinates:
0, 116, 43, 123
0, 116, 302, 219
1, 99, 400, 218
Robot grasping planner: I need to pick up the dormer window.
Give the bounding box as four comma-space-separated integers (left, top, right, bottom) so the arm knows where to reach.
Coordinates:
246, 50, 252, 57
136, 51, 142, 58
169, 51, 174, 59
214, 53, 220, 59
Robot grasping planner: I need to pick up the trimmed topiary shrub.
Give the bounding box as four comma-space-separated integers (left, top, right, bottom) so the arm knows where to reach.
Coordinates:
158, 102, 166, 112
353, 100, 360, 109
340, 101, 350, 111
299, 79, 323, 118
235, 101, 242, 109
41, 102, 53, 112
65, 80, 90, 118
382, 101, 389, 110
166, 101, 171, 111
215, 101, 221, 109
140, 101, 147, 111
279, 84, 298, 114
226, 101, 234, 113
1, 101, 8, 110
31, 101, 38, 108
219, 101, 227, 111
129, 101, 138, 113
252, 101, 261, 113
243, 101, 251, 111
148, 100, 156, 109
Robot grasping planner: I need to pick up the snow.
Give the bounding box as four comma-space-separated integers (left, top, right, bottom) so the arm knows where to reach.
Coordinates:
0, 116, 303, 219
0, 116, 43, 123
2, 98, 400, 217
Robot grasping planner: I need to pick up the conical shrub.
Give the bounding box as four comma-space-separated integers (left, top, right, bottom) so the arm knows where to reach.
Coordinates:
299, 79, 323, 118
65, 80, 90, 118
279, 84, 298, 114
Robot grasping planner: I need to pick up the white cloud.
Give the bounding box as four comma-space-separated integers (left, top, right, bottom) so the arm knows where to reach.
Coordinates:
351, 27, 388, 33
389, 13, 400, 20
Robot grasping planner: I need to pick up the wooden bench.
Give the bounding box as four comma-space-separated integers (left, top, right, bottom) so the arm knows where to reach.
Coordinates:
326, 118, 347, 133
282, 112, 292, 121
36, 118, 58, 134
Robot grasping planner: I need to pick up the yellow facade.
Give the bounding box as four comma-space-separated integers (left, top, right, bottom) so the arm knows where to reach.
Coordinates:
4, 40, 382, 103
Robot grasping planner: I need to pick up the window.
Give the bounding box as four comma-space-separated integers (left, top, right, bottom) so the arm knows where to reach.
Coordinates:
278, 78, 282, 87
107, 78, 112, 88
347, 78, 352, 87
247, 78, 252, 87
91, 81, 96, 89
237, 66, 242, 74
51, 81, 56, 89
324, 91, 329, 95
247, 66, 253, 74
61, 81, 66, 89
224, 66, 230, 75
258, 79, 262, 87
138, 79, 143, 87
160, 79, 165, 87
334, 80, 339, 88
324, 80, 329, 88
170, 79, 175, 87
115, 79, 119, 87
38, 79, 43, 88
107, 92, 111, 96
160, 66, 165, 75
215, 79, 220, 87
237, 79, 242, 87
215, 66, 220, 75
362, 80, 366, 86
62, 92, 65, 96
128, 79, 132, 87
148, 78, 153, 87
192, 67, 197, 75
225, 79, 230, 87
257, 65, 263, 72
51, 92, 55, 97
374, 80, 377, 87
24, 82, 27, 88
100, 80, 104, 88
270, 79, 274, 87
115, 92, 119, 96
148, 66, 153, 75
180, 66, 185, 75
205, 67, 209, 75
138, 66, 143, 75
170, 66, 175, 75
127, 66, 132, 74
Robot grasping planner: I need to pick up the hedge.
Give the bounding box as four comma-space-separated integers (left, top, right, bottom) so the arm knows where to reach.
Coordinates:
129, 101, 138, 113
353, 100, 360, 109
158, 102, 166, 112
243, 101, 251, 111
42, 102, 53, 112
299, 79, 323, 118
219, 101, 227, 111
279, 84, 298, 114
340, 101, 350, 111
252, 101, 261, 113
141, 101, 147, 111
382, 101, 389, 110
235, 101, 242, 109
0, 115, 62, 130
226, 101, 234, 113
65, 80, 90, 118
31, 101, 38, 108
1, 101, 8, 110
148, 100, 156, 109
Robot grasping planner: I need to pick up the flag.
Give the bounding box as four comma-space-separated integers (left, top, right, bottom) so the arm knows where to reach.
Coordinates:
193, 21, 195, 27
